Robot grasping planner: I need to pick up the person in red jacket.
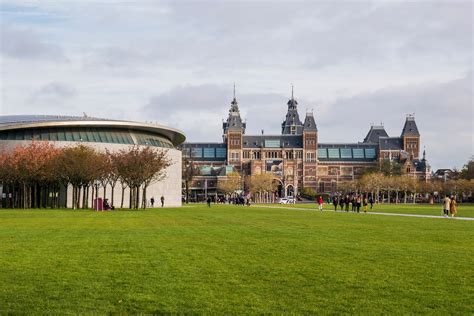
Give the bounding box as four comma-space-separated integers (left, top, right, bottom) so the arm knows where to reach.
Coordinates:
317, 196, 324, 211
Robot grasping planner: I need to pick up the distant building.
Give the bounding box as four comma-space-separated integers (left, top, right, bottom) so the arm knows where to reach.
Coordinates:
180, 90, 430, 199
432, 169, 458, 182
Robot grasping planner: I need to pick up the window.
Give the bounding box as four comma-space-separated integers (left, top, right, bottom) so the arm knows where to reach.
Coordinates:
192, 148, 203, 158
365, 148, 376, 159
353, 148, 364, 158
340, 148, 352, 159
306, 152, 315, 162
265, 140, 280, 148
318, 148, 327, 158
216, 148, 227, 158
230, 152, 240, 161
203, 148, 215, 158
328, 148, 340, 159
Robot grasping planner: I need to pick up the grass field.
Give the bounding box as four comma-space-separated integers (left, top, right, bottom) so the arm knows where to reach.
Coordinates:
0, 204, 473, 314
271, 202, 474, 218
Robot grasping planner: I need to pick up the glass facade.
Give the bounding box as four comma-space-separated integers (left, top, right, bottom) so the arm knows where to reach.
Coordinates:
216, 147, 227, 158
318, 146, 377, 160
365, 148, 376, 158
328, 148, 340, 159
203, 148, 215, 158
340, 148, 352, 158
317, 148, 327, 158
264, 140, 280, 148
0, 127, 173, 148
353, 148, 365, 158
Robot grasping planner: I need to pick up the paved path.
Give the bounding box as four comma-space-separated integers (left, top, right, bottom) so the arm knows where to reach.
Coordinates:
253, 205, 474, 221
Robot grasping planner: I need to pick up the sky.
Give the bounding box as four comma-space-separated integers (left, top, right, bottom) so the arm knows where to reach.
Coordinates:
0, 0, 472, 170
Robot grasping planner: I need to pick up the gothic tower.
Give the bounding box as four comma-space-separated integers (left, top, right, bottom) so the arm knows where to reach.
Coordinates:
281, 86, 303, 135
401, 114, 420, 159
223, 86, 245, 167
302, 112, 318, 191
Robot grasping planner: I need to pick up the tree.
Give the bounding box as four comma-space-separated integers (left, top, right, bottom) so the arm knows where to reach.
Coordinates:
112, 146, 171, 209
217, 172, 241, 198
182, 157, 199, 204
57, 145, 103, 210
247, 173, 278, 203
460, 158, 474, 180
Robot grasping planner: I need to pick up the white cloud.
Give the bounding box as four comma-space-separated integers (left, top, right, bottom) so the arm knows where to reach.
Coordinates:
0, 0, 472, 170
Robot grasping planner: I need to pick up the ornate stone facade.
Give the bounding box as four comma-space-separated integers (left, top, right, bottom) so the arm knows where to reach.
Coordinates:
181, 92, 430, 199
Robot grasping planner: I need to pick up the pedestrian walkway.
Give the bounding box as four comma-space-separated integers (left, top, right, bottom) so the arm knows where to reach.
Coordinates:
253, 205, 474, 221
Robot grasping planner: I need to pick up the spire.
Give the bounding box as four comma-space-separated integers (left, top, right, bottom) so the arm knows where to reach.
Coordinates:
223, 86, 246, 135
282, 85, 303, 134
423, 147, 426, 160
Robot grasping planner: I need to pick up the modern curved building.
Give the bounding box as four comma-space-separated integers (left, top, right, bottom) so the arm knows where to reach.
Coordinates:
0, 115, 186, 207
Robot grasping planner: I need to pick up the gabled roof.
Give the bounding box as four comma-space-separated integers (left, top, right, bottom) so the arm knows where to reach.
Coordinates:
379, 137, 403, 150
363, 125, 388, 143
401, 115, 420, 137
303, 113, 318, 132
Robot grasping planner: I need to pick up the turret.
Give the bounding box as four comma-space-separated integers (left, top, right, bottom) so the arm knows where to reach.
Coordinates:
401, 114, 420, 159
281, 85, 303, 135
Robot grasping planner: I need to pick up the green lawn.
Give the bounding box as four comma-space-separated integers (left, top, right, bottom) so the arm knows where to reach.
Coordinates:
274, 202, 474, 218
0, 205, 473, 314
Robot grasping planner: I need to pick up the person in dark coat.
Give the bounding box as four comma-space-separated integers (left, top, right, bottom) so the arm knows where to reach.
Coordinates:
339, 196, 344, 210
332, 196, 338, 211
369, 196, 374, 209
160, 195, 164, 207
207, 196, 212, 207
150, 197, 155, 208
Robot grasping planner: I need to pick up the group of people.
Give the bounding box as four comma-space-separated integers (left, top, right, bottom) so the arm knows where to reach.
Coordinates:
207, 196, 251, 207
443, 195, 457, 217
150, 196, 165, 208
316, 195, 374, 213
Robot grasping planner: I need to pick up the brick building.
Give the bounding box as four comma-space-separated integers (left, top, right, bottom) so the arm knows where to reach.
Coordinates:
180, 90, 430, 200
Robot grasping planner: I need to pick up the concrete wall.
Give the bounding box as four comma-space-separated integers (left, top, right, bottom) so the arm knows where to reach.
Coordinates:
0, 140, 182, 208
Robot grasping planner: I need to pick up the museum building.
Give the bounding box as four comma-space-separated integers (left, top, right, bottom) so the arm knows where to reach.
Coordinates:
180, 90, 431, 199
0, 115, 186, 207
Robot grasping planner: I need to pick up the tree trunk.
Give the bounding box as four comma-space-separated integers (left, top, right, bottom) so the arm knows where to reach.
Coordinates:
111, 184, 116, 207
185, 181, 189, 204
142, 185, 148, 209
121, 185, 125, 208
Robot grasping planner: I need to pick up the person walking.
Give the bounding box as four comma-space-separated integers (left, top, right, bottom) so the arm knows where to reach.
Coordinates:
450, 196, 457, 218
345, 195, 350, 212
207, 196, 212, 207
443, 195, 451, 217
332, 196, 338, 211
369, 196, 374, 209
150, 197, 155, 208
363, 196, 368, 213
318, 196, 324, 211
160, 195, 165, 207
339, 196, 344, 211
356, 195, 361, 213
